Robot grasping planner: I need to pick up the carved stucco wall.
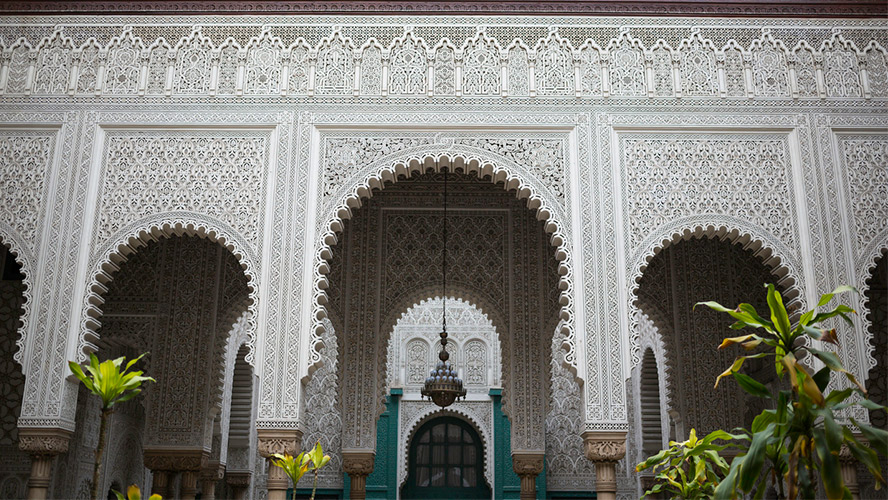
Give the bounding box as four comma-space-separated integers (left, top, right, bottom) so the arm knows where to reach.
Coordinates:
636, 237, 779, 435
0, 14, 884, 497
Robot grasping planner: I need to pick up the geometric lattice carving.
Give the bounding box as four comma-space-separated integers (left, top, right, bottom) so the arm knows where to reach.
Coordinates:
864, 252, 887, 430
0, 280, 25, 447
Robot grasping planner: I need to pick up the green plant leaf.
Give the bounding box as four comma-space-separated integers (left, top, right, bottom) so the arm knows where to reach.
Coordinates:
738, 423, 774, 491
812, 428, 844, 500
817, 285, 858, 307
808, 347, 867, 394
766, 284, 792, 338
813, 367, 831, 392
852, 419, 888, 457
732, 372, 772, 399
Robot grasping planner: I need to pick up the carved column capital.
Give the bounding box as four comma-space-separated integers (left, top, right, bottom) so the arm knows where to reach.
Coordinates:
143, 448, 209, 472
342, 449, 375, 500
581, 430, 627, 462
582, 430, 627, 500
225, 471, 252, 487
511, 450, 544, 476
256, 428, 303, 457
511, 451, 544, 500
17, 427, 72, 456
342, 449, 375, 476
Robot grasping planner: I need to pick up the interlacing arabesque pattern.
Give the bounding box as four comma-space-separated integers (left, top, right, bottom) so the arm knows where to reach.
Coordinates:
3, 24, 886, 100
99, 131, 271, 251
298, 318, 343, 489
837, 135, 888, 252
621, 134, 797, 251
546, 325, 595, 491
0, 131, 54, 253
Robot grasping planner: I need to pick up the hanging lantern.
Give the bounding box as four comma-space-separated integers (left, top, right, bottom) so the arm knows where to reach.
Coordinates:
421, 166, 466, 408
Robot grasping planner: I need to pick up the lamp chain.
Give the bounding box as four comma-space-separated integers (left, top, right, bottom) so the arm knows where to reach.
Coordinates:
442, 165, 447, 341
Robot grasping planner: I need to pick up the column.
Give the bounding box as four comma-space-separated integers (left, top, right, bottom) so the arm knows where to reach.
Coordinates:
17, 428, 72, 500
840, 444, 860, 500
144, 449, 208, 499
200, 463, 225, 500
582, 430, 627, 500
257, 428, 302, 500
225, 471, 252, 500
511, 451, 544, 500
342, 449, 375, 500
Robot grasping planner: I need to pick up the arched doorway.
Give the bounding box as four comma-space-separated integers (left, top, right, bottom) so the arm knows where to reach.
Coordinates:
402, 417, 490, 500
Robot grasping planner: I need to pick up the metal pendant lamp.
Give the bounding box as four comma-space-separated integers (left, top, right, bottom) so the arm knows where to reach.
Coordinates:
421, 166, 467, 408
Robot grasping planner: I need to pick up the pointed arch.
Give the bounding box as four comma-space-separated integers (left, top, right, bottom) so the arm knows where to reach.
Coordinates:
79, 212, 260, 367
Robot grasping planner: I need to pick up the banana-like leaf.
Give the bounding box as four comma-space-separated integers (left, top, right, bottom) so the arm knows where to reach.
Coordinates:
816, 285, 858, 307
732, 372, 771, 399
812, 428, 844, 500
766, 284, 791, 338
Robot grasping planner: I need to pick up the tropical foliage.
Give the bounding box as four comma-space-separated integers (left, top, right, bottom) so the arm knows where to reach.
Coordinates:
636, 428, 736, 499
69, 353, 155, 500
639, 284, 887, 500
112, 484, 161, 500
270, 441, 331, 500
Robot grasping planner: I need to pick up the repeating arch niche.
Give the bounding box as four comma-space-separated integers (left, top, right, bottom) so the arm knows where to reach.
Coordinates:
632, 229, 800, 435
310, 152, 575, 377
80, 219, 258, 365
0, 231, 35, 368
628, 224, 803, 367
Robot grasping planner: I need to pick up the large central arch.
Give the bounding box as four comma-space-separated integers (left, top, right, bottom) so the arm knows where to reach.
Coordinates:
309, 148, 577, 377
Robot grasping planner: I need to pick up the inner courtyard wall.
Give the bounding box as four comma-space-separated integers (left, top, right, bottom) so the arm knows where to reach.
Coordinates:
0, 13, 885, 499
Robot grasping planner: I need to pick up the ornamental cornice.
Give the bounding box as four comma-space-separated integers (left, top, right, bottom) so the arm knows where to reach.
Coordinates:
1, 1, 885, 17
0, 23, 884, 101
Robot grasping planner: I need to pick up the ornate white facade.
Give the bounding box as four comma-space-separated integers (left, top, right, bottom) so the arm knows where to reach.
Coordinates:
0, 11, 885, 500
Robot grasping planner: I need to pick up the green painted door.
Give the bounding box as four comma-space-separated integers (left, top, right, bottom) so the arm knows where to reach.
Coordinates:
402, 417, 491, 500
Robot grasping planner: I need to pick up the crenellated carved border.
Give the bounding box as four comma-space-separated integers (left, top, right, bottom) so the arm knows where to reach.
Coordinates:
0, 24, 885, 100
